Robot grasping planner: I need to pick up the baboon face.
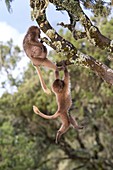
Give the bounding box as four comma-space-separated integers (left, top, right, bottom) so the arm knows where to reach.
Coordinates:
52, 79, 65, 93
28, 26, 41, 38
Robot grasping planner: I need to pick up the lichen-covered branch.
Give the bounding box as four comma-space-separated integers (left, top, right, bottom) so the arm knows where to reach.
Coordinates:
37, 14, 76, 59
58, 22, 86, 40
30, 0, 113, 85
50, 0, 113, 52
57, 51, 113, 85
75, 51, 113, 85
92, 124, 104, 159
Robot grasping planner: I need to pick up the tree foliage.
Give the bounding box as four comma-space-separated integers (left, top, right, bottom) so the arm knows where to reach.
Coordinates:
0, 39, 23, 93
4, 0, 14, 12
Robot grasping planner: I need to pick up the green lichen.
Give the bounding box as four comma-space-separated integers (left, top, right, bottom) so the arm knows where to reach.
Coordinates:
80, 14, 86, 24
30, 0, 49, 20
30, 0, 40, 20
89, 26, 97, 33
70, 49, 76, 57
53, 41, 62, 52
46, 29, 55, 39
70, 51, 89, 67
90, 38, 96, 46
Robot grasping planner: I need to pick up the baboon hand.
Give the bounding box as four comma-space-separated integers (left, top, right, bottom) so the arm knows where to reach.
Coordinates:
44, 88, 51, 95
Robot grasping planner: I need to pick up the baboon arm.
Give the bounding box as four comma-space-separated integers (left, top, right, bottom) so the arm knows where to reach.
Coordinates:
33, 105, 59, 119
42, 58, 57, 70
55, 69, 60, 79
35, 66, 51, 94
29, 40, 43, 47
63, 67, 70, 90
64, 67, 70, 84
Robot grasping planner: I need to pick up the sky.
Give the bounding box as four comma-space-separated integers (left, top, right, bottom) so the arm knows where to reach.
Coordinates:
0, 0, 38, 48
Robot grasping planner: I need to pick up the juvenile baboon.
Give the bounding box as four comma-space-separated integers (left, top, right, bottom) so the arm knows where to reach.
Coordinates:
33, 65, 83, 143
23, 26, 57, 94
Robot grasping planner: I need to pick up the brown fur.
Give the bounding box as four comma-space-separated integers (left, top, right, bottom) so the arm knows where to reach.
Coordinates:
33, 66, 83, 143
23, 26, 57, 94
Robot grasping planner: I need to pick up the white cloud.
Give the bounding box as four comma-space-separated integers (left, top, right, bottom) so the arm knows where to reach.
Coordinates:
0, 22, 25, 48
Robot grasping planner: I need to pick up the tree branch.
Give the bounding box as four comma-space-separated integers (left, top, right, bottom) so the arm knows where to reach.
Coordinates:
50, 0, 113, 53
92, 124, 104, 159
30, 0, 113, 85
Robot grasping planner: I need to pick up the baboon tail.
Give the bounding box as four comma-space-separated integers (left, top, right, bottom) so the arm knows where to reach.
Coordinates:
33, 105, 59, 119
